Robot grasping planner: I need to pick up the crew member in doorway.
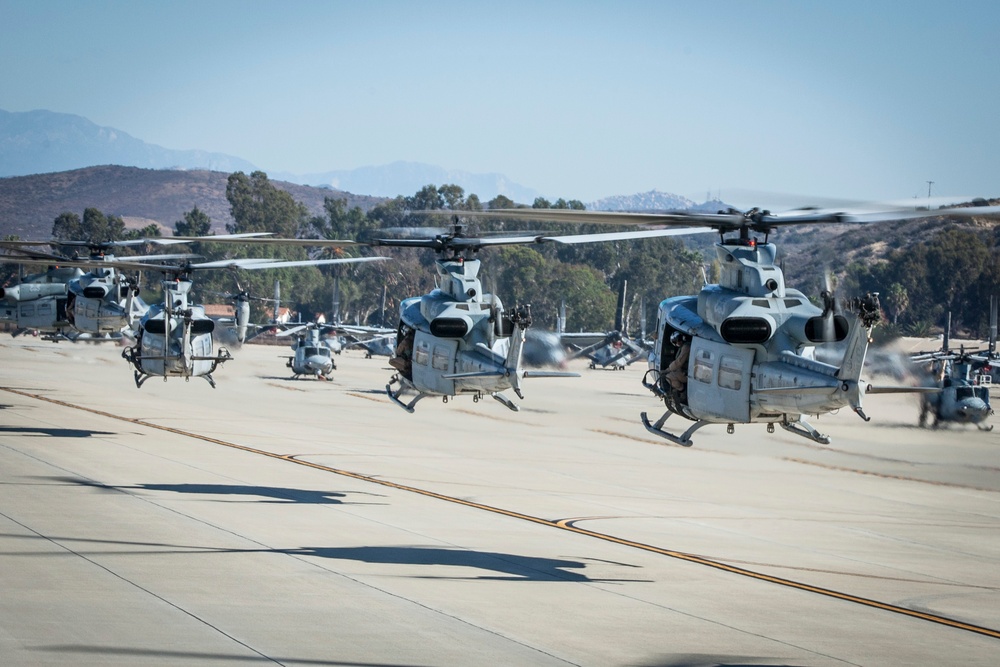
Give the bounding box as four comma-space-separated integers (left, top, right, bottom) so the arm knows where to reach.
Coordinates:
665, 331, 690, 392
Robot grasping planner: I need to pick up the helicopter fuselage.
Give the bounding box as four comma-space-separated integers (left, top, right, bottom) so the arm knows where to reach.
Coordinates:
0, 268, 80, 334
286, 329, 336, 379
920, 360, 994, 429
386, 256, 554, 412
122, 278, 231, 388
65, 267, 144, 334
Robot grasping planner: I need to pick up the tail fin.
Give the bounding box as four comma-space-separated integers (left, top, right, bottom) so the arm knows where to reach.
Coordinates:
836, 293, 882, 420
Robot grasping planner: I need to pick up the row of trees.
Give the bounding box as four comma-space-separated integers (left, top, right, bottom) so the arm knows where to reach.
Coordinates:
842, 226, 1000, 339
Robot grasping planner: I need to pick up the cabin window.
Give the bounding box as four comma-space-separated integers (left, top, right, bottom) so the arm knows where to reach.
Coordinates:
693, 349, 715, 384
413, 341, 430, 366
21, 305, 34, 316
718, 356, 743, 390
432, 345, 450, 371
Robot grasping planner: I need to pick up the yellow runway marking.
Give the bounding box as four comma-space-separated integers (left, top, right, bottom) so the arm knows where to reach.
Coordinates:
5, 385, 999, 641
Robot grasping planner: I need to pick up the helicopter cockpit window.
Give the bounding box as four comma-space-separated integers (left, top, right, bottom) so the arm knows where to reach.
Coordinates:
304, 347, 320, 357
784, 298, 802, 308
955, 387, 975, 400
718, 356, 743, 390
432, 345, 450, 371
413, 341, 430, 366
752, 299, 770, 308
693, 349, 715, 385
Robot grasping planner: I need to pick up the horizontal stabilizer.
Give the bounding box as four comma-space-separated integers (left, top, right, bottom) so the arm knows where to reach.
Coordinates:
865, 385, 940, 394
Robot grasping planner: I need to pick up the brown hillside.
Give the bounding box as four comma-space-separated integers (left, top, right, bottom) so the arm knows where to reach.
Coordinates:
0, 166, 385, 239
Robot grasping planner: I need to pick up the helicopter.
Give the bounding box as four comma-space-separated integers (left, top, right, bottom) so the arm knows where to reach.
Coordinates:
120, 254, 389, 388
363, 221, 709, 412
911, 306, 997, 430
450, 202, 1000, 444
0, 264, 83, 337
276, 322, 341, 380
558, 282, 650, 370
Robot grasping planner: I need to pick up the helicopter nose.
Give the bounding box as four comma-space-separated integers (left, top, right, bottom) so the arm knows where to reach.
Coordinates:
957, 399, 990, 422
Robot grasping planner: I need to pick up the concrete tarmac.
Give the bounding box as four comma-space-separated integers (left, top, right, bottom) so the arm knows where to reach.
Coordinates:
0, 335, 998, 666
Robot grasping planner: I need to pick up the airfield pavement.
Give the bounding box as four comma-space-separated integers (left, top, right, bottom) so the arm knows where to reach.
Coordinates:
0, 334, 998, 666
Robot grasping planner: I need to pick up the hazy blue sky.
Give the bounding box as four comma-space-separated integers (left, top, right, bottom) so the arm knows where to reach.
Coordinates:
2, 0, 998, 206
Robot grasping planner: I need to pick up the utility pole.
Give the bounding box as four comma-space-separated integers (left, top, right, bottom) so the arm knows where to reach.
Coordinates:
927, 180, 934, 198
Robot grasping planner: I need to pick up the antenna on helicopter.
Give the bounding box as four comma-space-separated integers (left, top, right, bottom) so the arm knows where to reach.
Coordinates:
990, 296, 997, 355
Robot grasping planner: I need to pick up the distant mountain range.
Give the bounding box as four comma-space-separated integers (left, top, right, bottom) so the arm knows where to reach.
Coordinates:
0, 108, 730, 211
0, 109, 540, 202
0, 109, 257, 177
275, 161, 541, 205
589, 190, 728, 212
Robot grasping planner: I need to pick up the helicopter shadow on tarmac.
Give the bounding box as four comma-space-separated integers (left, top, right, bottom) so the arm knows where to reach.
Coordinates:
279, 545, 650, 583
49, 476, 385, 505
631, 654, 806, 667
0, 425, 116, 438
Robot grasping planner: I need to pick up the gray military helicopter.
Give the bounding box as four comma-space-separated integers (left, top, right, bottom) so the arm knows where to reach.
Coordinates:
1, 264, 83, 337
454, 202, 1000, 444
120, 254, 388, 388
276, 322, 340, 380
912, 307, 997, 430
367, 221, 708, 412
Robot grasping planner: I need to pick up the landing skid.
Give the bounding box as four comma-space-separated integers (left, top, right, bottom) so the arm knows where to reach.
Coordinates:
492, 392, 520, 412
780, 417, 830, 445
640, 410, 708, 447
386, 375, 427, 413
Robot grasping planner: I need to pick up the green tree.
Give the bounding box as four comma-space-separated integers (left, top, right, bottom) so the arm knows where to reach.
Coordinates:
884, 283, 909, 325
487, 194, 515, 209
225, 171, 307, 237
174, 206, 212, 237
408, 184, 445, 211
438, 184, 466, 210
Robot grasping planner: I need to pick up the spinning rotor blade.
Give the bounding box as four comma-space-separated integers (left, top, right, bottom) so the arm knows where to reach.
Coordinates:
192, 256, 388, 270
171, 236, 362, 248
0, 254, 187, 273
430, 202, 1000, 233
277, 324, 310, 337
